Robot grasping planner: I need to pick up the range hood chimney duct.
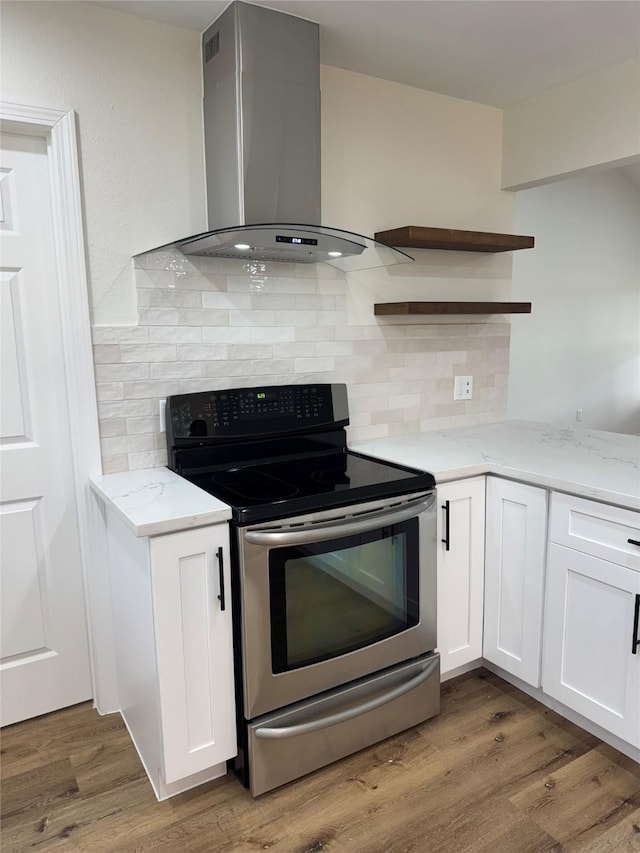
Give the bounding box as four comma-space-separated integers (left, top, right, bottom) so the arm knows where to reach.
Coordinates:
140, 1, 412, 270
203, 1, 321, 231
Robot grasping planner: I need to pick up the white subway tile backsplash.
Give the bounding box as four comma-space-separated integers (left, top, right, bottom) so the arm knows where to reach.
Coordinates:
93, 326, 149, 344
120, 344, 176, 363
294, 357, 335, 373
228, 344, 273, 360
273, 342, 315, 359
149, 326, 203, 343
274, 310, 318, 328
126, 416, 158, 435
313, 341, 353, 357
437, 350, 468, 365
273, 278, 317, 293
251, 326, 295, 342
99, 418, 127, 437
128, 450, 168, 470
203, 326, 252, 343
93, 255, 512, 472
149, 361, 204, 379
123, 380, 181, 399
295, 327, 335, 342
250, 294, 292, 311
102, 454, 129, 474
100, 433, 156, 457
138, 308, 180, 326
176, 343, 228, 362
95, 363, 150, 382
229, 310, 276, 327
294, 294, 336, 310
178, 308, 229, 327
96, 382, 125, 401
98, 399, 155, 419
250, 358, 296, 376
136, 289, 202, 308
93, 345, 121, 364
202, 291, 252, 310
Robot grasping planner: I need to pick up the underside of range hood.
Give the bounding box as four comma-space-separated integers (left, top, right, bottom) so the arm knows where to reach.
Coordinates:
138, 1, 412, 271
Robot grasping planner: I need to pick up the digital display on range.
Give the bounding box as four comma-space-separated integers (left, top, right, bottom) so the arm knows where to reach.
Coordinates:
168, 384, 336, 440
276, 235, 318, 246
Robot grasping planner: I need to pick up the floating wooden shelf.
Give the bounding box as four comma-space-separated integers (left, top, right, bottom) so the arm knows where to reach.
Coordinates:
374, 302, 532, 316
374, 226, 535, 253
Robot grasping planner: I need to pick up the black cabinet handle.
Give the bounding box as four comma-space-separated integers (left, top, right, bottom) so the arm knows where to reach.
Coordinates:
632, 594, 640, 655
216, 546, 226, 611
441, 501, 450, 551
627, 538, 640, 547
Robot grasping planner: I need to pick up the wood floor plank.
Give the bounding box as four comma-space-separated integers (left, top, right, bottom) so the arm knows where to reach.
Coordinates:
2, 670, 638, 853
0, 758, 80, 830
563, 807, 640, 853
1, 702, 126, 779
509, 748, 640, 847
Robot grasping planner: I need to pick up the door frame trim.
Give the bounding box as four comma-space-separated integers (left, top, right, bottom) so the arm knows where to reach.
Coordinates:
1, 101, 116, 712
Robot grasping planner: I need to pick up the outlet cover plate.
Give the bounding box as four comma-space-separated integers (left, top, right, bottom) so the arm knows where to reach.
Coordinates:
454, 375, 473, 401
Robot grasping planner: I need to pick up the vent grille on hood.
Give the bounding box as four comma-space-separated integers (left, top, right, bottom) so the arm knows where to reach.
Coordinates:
137, 1, 413, 271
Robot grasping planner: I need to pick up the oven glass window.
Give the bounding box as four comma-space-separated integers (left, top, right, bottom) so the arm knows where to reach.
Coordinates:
269, 519, 419, 672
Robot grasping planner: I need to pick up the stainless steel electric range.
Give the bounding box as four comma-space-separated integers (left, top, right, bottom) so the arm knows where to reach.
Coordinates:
166, 382, 440, 796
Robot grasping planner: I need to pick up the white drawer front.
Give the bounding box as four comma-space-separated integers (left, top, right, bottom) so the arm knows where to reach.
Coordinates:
549, 493, 640, 570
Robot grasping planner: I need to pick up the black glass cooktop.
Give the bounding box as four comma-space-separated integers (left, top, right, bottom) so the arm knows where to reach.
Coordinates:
166, 384, 435, 524
185, 450, 435, 524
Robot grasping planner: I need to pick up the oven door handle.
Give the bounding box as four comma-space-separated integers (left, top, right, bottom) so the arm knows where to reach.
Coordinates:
254, 656, 438, 740
244, 496, 434, 547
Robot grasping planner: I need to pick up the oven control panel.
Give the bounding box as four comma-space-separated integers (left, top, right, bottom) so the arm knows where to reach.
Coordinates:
166, 383, 349, 443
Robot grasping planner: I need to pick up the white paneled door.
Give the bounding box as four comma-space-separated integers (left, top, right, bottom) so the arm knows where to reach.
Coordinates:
0, 132, 92, 725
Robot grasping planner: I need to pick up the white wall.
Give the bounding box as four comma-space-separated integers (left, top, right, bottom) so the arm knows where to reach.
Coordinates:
321, 65, 512, 236
502, 58, 640, 190
1, 1, 205, 324
508, 170, 640, 434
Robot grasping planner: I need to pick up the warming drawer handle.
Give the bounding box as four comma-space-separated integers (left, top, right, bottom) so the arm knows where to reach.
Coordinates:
628, 538, 640, 547
254, 657, 439, 740
441, 500, 450, 551
244, 496, 434, 547
216, 546, 226, 611
632, 594, 640, 655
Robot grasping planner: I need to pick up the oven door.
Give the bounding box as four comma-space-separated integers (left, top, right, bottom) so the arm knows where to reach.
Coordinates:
238, 491, 436, 719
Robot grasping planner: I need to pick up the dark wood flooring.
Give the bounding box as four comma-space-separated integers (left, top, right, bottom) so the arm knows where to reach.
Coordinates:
2, 670, 639, 852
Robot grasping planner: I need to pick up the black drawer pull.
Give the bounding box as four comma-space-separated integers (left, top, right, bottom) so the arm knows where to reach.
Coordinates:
633, 594, 640, 655
216, 546, 226, 611
441, 501, 450, 551
627, 538, 640, 547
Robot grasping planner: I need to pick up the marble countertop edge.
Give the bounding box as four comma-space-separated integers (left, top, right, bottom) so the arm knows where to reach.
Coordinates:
90, 469, 232, 537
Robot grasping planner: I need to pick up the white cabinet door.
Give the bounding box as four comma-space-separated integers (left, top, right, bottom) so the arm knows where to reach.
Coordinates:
437, 477, 485, 675
542, 544, 640, 747
150, 525, 236, 784
483, 478, 547, 687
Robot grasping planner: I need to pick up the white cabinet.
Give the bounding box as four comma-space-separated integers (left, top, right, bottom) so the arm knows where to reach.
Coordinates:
107, 513, 236, 800
436, 477, 485, 676
542, 494, 640, 747
483, 477, 547, 687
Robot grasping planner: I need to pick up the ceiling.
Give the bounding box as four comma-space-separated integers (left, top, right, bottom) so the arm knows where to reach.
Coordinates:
91, 0, 639, 107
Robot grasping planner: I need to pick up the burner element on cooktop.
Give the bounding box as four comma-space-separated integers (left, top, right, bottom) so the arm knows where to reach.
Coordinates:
210, 470, 299, 501
311, 466, 351, 486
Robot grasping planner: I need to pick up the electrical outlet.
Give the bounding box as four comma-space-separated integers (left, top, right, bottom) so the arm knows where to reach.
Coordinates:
576, 408, 583, 422
454, 375, 473, 401
159, 399, 166, 433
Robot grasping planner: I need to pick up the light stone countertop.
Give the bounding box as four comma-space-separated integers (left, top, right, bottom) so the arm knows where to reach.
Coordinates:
90, 467, 231, 537
352, 420, 640, 511
90, 420, 639, 537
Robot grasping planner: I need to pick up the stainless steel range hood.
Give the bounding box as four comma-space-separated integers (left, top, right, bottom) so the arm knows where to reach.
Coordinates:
139, 1, 412, 271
